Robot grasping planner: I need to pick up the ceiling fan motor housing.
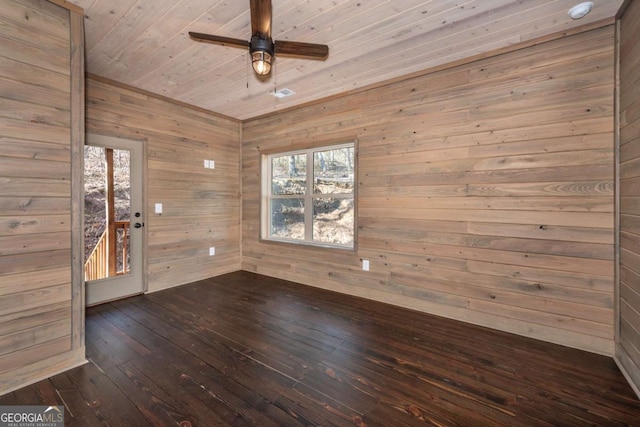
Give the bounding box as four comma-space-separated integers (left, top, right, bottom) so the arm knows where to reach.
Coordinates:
250, 35, 274, 56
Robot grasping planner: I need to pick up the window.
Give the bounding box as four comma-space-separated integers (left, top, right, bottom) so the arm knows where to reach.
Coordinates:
261, 142, 355, 249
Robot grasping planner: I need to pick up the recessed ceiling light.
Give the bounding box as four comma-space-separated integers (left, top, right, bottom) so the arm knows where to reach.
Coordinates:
273, 88, 296, 98
568, 2, 594, 19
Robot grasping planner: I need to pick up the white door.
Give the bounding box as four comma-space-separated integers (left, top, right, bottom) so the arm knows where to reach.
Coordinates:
84, 134, 144, 305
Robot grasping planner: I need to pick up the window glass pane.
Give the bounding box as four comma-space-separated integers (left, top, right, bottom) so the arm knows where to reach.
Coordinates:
271, 154, 306, 195
313, 198, 354, 246
314, 147, 354, 194
271, 198, 305, 240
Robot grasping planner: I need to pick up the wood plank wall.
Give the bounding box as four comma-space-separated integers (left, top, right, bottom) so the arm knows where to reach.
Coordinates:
242, 26, 616, 355
617, 0, 640, 395
85, 77, 241, 292
0, 0, 85, 395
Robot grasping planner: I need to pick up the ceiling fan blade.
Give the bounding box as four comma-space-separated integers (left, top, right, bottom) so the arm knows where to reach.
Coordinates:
250, 0, 271, 38
274, 40, 329, 60
189, 32, 249, 49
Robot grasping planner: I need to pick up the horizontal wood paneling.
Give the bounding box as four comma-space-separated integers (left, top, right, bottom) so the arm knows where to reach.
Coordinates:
616, 0, 640, 396
85, 77, 242, 292
242, 26, 616, 355
0, 0, 82, 395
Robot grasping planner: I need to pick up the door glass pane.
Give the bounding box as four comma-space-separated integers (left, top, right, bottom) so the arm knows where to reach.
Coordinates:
84, 146, 131, 281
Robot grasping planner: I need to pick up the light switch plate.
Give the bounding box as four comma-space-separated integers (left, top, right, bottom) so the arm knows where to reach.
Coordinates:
155, 203, 162, 214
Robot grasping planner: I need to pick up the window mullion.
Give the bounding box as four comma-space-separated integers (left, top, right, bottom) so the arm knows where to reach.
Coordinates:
305, 151, 313, 242
264, 155, 272, 239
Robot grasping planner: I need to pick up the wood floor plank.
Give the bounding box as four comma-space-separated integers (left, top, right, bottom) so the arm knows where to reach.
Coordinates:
105, 358, 240, 427
1, 271, 639, 426
93, 298, 308, 426
48, 361, 152, 426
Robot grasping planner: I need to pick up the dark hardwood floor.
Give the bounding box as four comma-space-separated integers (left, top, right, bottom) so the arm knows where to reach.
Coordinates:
2, 271, 640, 426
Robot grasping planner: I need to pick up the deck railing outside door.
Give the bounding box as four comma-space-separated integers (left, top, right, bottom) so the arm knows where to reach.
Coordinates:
84, 221, 130, 281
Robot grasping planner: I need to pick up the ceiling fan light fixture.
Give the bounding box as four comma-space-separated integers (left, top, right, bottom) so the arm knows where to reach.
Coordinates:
252, 50, 272, 75
250, 36, 274, 76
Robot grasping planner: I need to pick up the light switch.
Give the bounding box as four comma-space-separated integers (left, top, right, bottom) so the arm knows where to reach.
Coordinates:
155, 203, 162, 214
362, 259, 370, 271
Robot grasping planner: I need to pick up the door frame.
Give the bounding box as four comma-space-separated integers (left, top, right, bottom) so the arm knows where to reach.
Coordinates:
84, 133, 147, 305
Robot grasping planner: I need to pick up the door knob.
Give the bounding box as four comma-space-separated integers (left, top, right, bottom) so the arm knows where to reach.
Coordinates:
134, 223, 143, 228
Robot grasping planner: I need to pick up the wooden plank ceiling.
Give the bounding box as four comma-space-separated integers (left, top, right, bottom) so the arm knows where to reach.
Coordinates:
67, 0, 623, 120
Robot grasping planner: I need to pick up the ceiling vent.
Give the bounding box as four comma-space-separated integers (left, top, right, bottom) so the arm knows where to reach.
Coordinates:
273, 88, 296, 98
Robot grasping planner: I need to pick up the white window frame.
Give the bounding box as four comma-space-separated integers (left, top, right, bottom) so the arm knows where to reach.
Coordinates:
260, 141, 355, 249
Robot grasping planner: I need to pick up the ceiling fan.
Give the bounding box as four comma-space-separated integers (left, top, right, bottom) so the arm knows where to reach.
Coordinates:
189, 0, 329, 77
